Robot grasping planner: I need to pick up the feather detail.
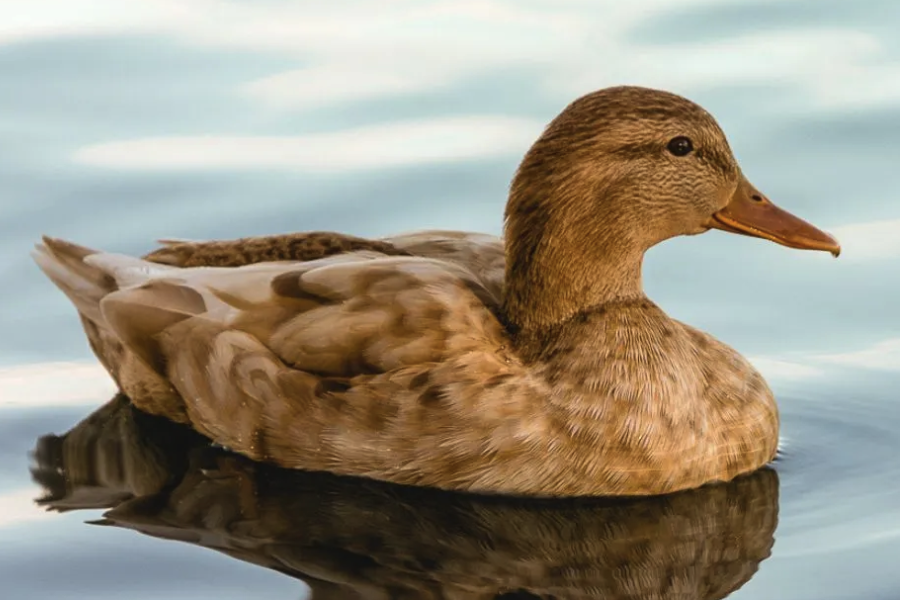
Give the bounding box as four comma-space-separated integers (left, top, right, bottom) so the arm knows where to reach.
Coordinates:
32, 236, 113, 324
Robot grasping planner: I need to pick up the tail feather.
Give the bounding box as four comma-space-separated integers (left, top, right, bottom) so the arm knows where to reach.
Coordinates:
32, 236, 115, 324
84, 252, 178, 289
33, 236, 181, 321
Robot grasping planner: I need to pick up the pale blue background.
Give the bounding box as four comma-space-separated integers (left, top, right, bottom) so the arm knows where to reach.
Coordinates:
1, 1, 899, 598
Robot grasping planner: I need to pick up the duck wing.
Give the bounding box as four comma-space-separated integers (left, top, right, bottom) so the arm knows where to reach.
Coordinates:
146, 229, 506, 302
35, 237, 535, 491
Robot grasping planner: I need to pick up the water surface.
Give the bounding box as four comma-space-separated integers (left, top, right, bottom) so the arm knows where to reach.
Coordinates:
2, 1, 899, 598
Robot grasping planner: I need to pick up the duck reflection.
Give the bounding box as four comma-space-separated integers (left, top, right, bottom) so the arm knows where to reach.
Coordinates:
31, 395, 779, 599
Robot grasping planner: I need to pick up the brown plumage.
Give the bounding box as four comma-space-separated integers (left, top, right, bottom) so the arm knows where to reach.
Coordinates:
33, 396, 779, 599
32, 85, 840, 496
146, 231, 412, 267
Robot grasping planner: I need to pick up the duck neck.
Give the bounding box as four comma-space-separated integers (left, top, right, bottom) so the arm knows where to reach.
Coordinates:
502, 198, 648, 340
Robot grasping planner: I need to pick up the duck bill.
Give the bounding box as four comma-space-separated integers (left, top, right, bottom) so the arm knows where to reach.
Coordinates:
705, 175, 841, 257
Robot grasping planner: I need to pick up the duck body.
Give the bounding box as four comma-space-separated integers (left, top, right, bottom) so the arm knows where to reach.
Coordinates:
32, 231, 776, 497
33, 86, 839, 497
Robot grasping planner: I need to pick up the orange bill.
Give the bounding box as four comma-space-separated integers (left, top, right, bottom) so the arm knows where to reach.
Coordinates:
705, 175, 841, 257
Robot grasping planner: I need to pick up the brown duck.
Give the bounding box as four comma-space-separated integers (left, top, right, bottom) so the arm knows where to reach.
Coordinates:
33, 86, 840, 497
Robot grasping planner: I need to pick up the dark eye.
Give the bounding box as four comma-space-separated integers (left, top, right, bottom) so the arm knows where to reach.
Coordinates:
667, 136, 694, 157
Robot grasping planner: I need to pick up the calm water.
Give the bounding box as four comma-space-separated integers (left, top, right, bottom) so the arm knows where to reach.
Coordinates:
2, 1, 900, 598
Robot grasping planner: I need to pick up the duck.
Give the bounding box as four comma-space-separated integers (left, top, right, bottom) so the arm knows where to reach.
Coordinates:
33, 85, 840, 497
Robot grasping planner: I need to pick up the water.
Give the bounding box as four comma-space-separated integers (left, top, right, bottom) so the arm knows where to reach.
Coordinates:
1, 1, 899, 598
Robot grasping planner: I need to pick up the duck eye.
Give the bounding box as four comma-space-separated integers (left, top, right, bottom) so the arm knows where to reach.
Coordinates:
667, 136, 694, 157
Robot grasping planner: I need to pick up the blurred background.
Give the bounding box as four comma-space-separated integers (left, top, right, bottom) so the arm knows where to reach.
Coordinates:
1, 1, 899, 599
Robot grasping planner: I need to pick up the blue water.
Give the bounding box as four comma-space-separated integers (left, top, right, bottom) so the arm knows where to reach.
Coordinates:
2, 1, 899, 598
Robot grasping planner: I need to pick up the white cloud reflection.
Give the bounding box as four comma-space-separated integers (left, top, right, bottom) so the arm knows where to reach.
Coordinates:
829, 219, 900, 261
813, 338, 900, 371
0, 362, 114, 409
73, 116, 544, 171
750, 336, 900, 381
0, 0, 190, 45
747, 357, 825, 381
242, 65, 455, 111
0, 488, 57, 529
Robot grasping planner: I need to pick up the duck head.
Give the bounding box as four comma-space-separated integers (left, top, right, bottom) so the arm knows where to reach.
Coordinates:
503, 85, 839, 332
